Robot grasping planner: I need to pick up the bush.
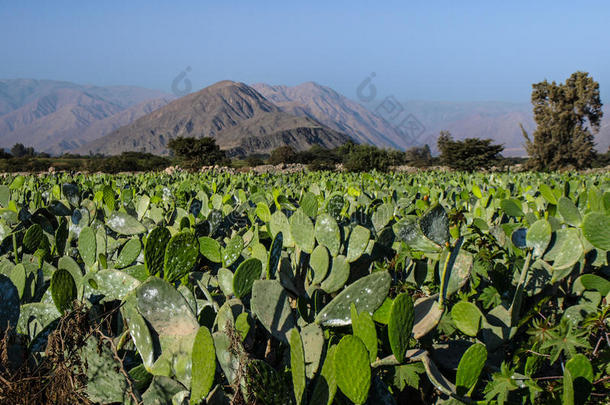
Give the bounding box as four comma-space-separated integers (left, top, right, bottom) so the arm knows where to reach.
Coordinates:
167, 137, 228, 169
404, 145, 433, 167
437, 131, 504, 172
268, 146, 297, 165
343, 144, 391, 172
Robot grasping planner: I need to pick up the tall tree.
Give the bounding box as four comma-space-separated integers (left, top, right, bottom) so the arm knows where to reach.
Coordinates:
522, 71, 602, 170
437, 131, 504, 172
167, 137, 227, 168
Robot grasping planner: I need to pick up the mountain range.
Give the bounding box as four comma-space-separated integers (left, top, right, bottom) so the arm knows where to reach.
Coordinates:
0, 78, 608, 157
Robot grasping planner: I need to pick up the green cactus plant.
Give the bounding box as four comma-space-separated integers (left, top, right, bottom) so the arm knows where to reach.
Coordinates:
582, 212, 610, 251
310, 344, 337, 405
107, 211, 147, 235
350, 303, 378, 363
116, 237, 142, 269
233, 258, 262, 299
290, 208, 315, 253
334, 335, 371, 404
145, 226, 171, 276
316, 271, 391, 326
190, 326, 216, 404
251, 279, 296, 342
50, 269, 77, 314
23, 224, 43, 253
199, 236, 222, 263
314, 213, 341, 256
164, 231, 199, 282
222, 234, 244, 267
451, 301, 484, 337
455, 343, 487, 396
309, 245, 329, 285
388, 293, 414, 362
346, 225, 370, 263
301, 323, 324, 378
289, 327, 306, 404
78, 226, 97, 268
267, 232, 283, 279
320, 255, 350, 294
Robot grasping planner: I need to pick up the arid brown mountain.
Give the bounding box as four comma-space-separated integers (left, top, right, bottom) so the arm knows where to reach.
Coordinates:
78, 81, 351, 157
0, 79, 170, 153
251, 82, 406, 149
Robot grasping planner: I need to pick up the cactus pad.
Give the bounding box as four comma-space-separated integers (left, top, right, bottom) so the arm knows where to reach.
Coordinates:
316, 271, 391, 326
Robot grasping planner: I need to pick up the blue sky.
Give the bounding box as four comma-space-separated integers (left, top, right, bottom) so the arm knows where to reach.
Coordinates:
1, 0, 608, 103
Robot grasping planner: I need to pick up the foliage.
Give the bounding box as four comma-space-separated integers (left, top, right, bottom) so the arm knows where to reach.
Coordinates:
523, 71, 603, 170
167, 136, 228, 168
0, 169, 608, 404
268, 145, 298, 165
437, 130, 504, 171
404, 144, 433, 167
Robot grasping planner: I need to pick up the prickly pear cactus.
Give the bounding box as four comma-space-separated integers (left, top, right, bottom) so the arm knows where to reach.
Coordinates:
190, 326, 216, 404
129, 277, 200, 387
320, 255, 350, 293
310, 344, 337, 405
267, 232, 283, 279
290, 208, 315, 253
316, 271, 391, 326
350, 303, 378, 363
164, 232, 199, 282
334, 335, 371, 404
222, 234, 243, 267
346, 225, 370, 263
107, 211, 147, 235
50, 269, 77, 314
82, 336, 131, 404
388, 293, 414, 362
251, 280, 296, 342
451, 301, 484, 337
199, 236, 222, 263
232, 258, 262, 299
289, 328, 306, 405
309, 245, 329, 285
314, 213, 341, 256
301, 323, 324, 379
78, 226, 97, 268
455, 343, 487, 396
116, 237, 142, 269
23, 223, 43, 253
145, 226, 171, 276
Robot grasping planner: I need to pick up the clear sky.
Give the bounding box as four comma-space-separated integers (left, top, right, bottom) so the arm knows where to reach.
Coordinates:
1, 0, 608, 103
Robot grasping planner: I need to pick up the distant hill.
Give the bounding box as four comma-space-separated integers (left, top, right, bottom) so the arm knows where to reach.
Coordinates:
0, 79, 171, 154
389, 101, 609, 156
251, 82, 405, 149
78, 81, 351, 157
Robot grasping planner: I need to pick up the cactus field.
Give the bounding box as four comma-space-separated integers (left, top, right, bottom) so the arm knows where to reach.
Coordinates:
0, 170, 609, 404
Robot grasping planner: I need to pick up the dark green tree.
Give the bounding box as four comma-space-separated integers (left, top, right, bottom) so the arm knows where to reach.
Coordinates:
11, 143, 35, 157
437, 131, 504, 172
405, 144, 433, 167
268, 146, 297, 165
522, 71, 602, 170
167, 137, 227, 168
343, 144, 391, 172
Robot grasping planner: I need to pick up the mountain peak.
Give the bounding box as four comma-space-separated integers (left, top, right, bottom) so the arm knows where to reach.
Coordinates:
77, 81, 350, 156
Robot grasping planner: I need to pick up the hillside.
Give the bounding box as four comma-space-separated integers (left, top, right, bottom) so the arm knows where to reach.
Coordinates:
251, 82, 405, 149
0, 79, 170, 153
78, 81, 351, 157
